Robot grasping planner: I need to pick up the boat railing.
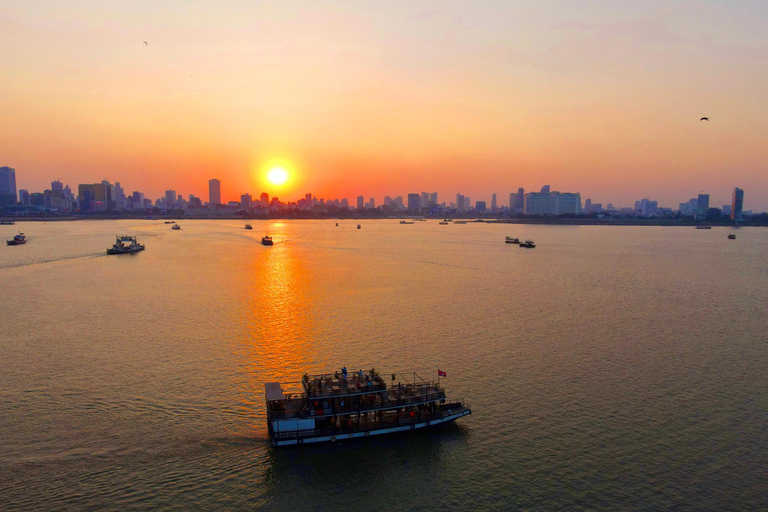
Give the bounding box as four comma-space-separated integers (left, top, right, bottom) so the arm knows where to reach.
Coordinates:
270, 402, 471, 441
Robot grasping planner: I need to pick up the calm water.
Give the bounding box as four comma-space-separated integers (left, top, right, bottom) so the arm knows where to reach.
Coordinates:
1, 220, 766, 511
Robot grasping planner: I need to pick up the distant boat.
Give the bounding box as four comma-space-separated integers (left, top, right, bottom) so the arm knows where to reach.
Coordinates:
439, 221, 449, 225
454, 221, 467, 224
262, 235, 274, 246
696, 226, 712, 229
106, 235, 144, 254
0, 220, 15, 225
357, 224, 361, 229
245, 224, 253, 230
400, 220, 415, 224
335, 222, 339, 226
505, 236, 520, 244
7, 232, 26, 245
519, 239, 536, 248
172, 224, 181, 230
164, 221, 176, 224
728, 234, 736, 240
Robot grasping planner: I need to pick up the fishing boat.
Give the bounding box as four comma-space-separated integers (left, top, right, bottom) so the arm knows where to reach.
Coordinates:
7, 232, 26, 245
728, 234, 736, 240
171, 224, 181, 230
106, 235, 144, 254
245, 224, 253, 230
505, 236, 520, 244
519, 239, 536, 248
262, 235, 274, 246
265, 368, 471, 447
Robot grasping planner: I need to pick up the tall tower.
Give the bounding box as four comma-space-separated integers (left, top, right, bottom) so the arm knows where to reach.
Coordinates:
0, 166, 17, 207
491, 193, 497, 210
731, 188, 744, 220
209, 179, 221, 205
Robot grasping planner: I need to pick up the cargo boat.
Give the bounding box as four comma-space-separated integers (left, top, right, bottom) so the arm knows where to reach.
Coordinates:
106, 235, 145, 254
265, 369, 471, 446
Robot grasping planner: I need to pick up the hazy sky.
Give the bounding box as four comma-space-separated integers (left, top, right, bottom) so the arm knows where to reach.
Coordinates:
3, 0, 767, 209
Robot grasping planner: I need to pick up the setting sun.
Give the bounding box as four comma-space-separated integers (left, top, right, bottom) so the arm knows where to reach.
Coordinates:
267, 167, 289, 186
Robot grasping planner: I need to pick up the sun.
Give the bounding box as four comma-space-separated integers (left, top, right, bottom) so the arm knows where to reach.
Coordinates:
267, 167, 289, 186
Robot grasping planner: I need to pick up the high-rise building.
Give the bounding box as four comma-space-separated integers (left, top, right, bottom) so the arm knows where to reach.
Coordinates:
731, 187, 744, 220
0, 166, 18, 207
524, 191, 581, 215
476, 201, 487, 212
369, 197, 375, 209
511, 188, 525, 211
696, 194, 710, 216
357, 196, 365, 209
164, 189, 176, 208
463, 196, 471, 210
491, 194, 497, 210
407, 193, 420, 211
260, 192, 269, 206
420, 192, 429, 208
19, 189, 30, 206
241, 193, 252, 210
584, 199, 592, 213
51, 180, 64, 193
209, 179, 221, 205
384, 196, 392, 207
429, 192, 438, 206
456, 194, 465, 211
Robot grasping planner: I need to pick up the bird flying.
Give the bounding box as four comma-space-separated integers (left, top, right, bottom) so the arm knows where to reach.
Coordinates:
143, 41, 147, 45
700, 117, 709, 121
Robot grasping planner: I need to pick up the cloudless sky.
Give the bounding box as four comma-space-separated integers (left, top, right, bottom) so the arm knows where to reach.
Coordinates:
2, 0, 767, 209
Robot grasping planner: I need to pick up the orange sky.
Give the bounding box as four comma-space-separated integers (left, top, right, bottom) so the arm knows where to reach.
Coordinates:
3, 1, 768, 209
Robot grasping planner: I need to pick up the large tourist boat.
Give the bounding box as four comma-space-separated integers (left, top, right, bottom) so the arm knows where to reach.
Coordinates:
7, 232, 26, 245
265, 368, 471, 447
106, 235, 145, 254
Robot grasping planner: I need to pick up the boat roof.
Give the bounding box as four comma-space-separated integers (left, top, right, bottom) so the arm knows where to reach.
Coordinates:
265, 382, 284, 401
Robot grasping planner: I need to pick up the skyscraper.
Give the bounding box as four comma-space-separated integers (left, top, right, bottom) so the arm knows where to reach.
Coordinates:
357, 195, 364, 209
420, 192, 429, 208
407, 193, 420, 211
260, 192, 269, 206
241, 193, 252, 210
51, 180, 64, 193
491, 193, 497, 210
696, 194, 709, 216
164, 189, 176, 208
0, 166, 18, 207
731, 188, 744, 220
209, 179, 221, 205
428, 192, 438, 206
456, 194, 465, 211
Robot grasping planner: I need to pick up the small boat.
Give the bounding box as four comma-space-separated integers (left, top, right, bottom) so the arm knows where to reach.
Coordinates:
172, 224, 181, 230
357, 224, 361, 229
505, 236, 520, 244
7, 232, 26, 245
454, 221, 467, 224
106, 235, 144, 254
262, 235, 273, 246
439, 221, 449, 225
164, 221, 176, 224
400, 220, 415, 224
519, 239, 536, 248
245, 224, 253, 230
0, 220, 15, 225
696, 226, 712, 230
265, 368, 471, 447
335, 223, 339, 226
728, 234, 736, 240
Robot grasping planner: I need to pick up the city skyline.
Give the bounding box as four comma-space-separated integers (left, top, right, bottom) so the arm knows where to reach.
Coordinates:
4, 2, 768, 209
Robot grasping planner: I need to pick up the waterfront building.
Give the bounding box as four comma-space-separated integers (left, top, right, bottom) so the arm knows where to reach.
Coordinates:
420, 192, 429, 208
209, 179, 221, 205
491, 193, 497, 210
722, 205, 732, 216
19, 189, 30, 206
51, 180, 64, 193
357, 195, 364, 209
407, 193, 420, 211
696, 194, 710, 216
514, 188, 525, 211
456, 194, 465, 211
368, 197, 375, 209
384, 196, 392, 207
164, 189, 176, 208
241, 193, 252, 210
584, 198, 592, 213
731, 187, 744, 220
476, 201, 487, 212
260, 192, 269, 206
429, 192, 438, 206
0, 166, 17, 207
640, 199, 658, 217
463, 196, 470, 210
524, 191, 580, 215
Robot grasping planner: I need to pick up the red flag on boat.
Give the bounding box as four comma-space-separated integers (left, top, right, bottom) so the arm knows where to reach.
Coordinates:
438, 369, 447, 377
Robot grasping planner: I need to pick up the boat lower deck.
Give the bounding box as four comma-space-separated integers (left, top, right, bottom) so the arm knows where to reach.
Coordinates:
270, 406, 471, 446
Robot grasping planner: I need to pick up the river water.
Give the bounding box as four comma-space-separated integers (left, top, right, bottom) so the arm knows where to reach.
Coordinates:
1, 220, 766, 511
